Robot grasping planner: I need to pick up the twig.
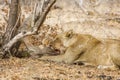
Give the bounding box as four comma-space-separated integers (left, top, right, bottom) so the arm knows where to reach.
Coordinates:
35, 0, 56, 32
9, 13, 20, 41
31, 3, 37, 28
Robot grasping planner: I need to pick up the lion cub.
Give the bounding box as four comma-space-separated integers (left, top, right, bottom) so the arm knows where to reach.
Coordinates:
40, 30, 120, 70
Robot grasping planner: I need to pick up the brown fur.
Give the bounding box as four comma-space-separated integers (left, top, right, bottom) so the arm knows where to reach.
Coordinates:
40, 30, 120, 70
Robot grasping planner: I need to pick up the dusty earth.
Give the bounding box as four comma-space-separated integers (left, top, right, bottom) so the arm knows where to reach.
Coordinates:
0, 57, 120, 80
0, 0, 120, 80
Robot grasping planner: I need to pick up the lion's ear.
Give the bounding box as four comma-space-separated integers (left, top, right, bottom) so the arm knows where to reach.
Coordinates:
66, 30, 73, 38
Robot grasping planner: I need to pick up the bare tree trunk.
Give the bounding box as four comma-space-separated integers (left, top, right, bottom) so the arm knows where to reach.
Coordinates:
3, 0, 20, 58
2, 0, 56, 58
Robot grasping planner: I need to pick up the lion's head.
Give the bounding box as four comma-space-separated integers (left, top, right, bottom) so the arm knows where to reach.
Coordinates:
50, 30, 78, 53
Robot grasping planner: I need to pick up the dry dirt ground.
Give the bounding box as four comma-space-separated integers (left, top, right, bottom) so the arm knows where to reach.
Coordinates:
0, 57, 120, 80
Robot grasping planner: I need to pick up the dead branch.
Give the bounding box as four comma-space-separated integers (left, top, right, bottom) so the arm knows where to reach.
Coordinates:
3, 0, 56, 52
35, 0, 56, 32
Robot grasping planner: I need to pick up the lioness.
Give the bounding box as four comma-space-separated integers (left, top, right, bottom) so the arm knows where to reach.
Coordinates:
40, 30, 120, 70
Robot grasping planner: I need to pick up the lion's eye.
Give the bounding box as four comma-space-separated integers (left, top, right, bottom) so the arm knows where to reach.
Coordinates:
66, 34, 71, 37
66, 33, 72, 38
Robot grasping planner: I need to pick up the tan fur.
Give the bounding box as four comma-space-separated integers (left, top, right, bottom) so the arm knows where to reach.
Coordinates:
40, 30, 120, 70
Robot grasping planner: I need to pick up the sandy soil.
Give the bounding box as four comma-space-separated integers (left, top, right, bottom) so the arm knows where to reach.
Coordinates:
0, 58, 120, 80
